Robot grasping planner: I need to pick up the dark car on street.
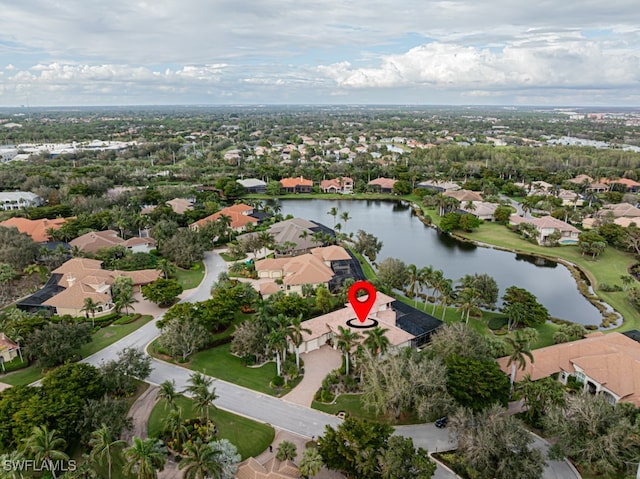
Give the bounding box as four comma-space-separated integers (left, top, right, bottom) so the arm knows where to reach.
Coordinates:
435, 417, 448, 428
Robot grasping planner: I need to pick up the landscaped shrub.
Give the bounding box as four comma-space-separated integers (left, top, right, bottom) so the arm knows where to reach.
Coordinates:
1, 356, 28, 373
487, 316, 508, 330
599, 283, 622, 292
271, 375, 285, 387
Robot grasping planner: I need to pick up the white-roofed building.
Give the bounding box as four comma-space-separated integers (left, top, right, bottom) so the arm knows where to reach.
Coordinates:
0, 191, 43, 210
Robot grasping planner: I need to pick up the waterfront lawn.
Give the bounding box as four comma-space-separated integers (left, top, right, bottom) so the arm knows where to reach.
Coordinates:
461, 221, 638, 331
148, 395, 275, 459
174, 261, 205, 290
184, 343, 281, 396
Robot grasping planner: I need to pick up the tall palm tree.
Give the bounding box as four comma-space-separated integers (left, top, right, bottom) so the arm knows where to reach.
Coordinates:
157, 380, 178, 410
286, 314, 312, 369
123, 437, 167, 479
429, 270, 446, 315
335, 325, 361, 375
456, 287, 480, 324
299, 447, 324, 478
438, 279, 455, 321
418, 265, 434, 310
363, 326, 390, 357
0, 450, 26, 479
327, 207, 338, 228
22, 425, 69, 479
88, 424, 126, 479
185, 373, 218, 438
81, 297, 100, 328
115, 288, 138, 315
267, 328, 287, 376
276, 440, 297, 461
157, 258, 175, 279
505, 331, 534, 393
179, 439, 223, 479
339, 211, 351, 232
161, 408, 187, 450
405, 264, 420, 306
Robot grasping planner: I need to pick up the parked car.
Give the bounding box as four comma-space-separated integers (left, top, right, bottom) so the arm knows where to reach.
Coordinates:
435, 417, 448, 428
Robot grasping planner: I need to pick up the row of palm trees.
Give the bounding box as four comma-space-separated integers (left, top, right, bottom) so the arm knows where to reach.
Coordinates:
334, 325, 391, 376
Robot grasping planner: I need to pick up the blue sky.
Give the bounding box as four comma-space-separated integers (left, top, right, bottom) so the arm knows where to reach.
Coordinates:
1, 0, 639, 106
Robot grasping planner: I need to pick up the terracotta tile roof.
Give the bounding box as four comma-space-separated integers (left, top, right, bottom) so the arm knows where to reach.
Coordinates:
0, 216, 69, 243
235, 457, 300, 479
320, 177, 353, 190
190, 203, 257, 230
368, 177, 397, 189
69, 230, 123, 253
497, 332, 640, 406
509, 215, 579, 233
123, 237, 156, 247
279, 176, 313, 188
255, 253, 334, 286
599, 203, 640, 218
0, 333, 19, 352
241, 218, 318, 253
165, 198, 194, 214
310, 245, 351, 262
301, 292, 414, 348
568, 174, 594, 184
445, 189, 483, 202
603, 178, 640, 188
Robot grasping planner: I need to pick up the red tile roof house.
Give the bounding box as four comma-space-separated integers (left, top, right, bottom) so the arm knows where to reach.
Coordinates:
320, 177, 354, 194
0, 333, 21, 364
603, 177, 640, 193
368, 177, 397, 193
189, 203, 258, 232
497, 332, 640, 407
279, 176, 314, 193
40, 258, 161, 317
0, 216, 69, 243
509, 214, 580, 245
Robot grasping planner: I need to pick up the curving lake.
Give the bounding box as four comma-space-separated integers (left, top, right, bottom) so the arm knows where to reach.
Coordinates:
277, 199, 603, 326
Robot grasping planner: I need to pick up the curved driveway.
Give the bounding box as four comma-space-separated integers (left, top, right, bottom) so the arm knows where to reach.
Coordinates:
82, 250, 579, 479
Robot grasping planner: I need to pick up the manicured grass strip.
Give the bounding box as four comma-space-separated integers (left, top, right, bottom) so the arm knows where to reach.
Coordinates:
148, 396, 275, 459
80, 315, 153, 358
348, 248, 377, 281
174, 262, 205, 290
312, 393, 422, 425
1, 365, 43, 386
181, 343, 280, 396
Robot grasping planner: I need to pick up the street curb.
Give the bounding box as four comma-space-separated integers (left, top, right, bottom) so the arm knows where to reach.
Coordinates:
528, 430, 582, 479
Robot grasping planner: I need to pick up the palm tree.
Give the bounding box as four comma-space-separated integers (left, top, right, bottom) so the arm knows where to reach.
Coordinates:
429, 270, 446, 315
276, 440, 297, 461
157, 380, 178, 410
363, 326, 390, 357
327, 207, 338, 228
505, 331, 534, 393
22, 425, 69, 479
0, 450, 26, 479
438, 279, 455, 320
124, 437, 167, 479
339, 211, 351, 232
157, 258, 175, 279
88, 425, 127, 479
418, 265, 434, 310
286, 314, 312, 369
267, 328, 287, 376
115, 288, 138, 315
405, 264, 420, 306
299, 447, 324, 478
179, 439, 223, 479
162, 408, 187, 451
185, 373, 218, 438
334, 325, 361, 375
456, 287, 480, 324
81, 297, 100, 328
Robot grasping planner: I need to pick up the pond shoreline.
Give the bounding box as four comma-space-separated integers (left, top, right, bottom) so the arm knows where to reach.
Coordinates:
409, 202, 621, 329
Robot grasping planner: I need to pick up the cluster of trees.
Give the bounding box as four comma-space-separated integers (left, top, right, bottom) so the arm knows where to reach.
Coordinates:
318, 417, 436, 479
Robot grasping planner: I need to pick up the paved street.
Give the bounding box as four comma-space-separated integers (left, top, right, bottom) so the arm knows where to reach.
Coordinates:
81, 249, 579, 479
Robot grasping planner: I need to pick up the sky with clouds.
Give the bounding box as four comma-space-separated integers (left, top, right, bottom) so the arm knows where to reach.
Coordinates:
1, 0, 639, 106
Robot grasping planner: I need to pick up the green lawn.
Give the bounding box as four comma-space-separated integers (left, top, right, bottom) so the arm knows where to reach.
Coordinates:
148, 396, 275, 459
312, 393, 422, 425
1, 315, 154, 386
174, 262, 205, 290
160, 343, 284, 396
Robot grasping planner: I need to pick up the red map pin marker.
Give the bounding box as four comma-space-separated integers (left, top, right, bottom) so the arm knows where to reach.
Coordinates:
348, 281, 377, 323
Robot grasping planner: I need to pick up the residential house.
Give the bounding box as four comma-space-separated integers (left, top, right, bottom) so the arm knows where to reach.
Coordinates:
416, 180, 460, 193
444, 189, 483, 202
0, 216, 69, 243
279, 176, 313, 193
320, 177, 354, 194
567, 174, 594, 185
235, 456, 300, 479
597, 202, 640, 219
603, 178, 640, 192
368, 177, 397, 193
586, 181, 609, 193
190, 203, 259, 232
69, 230, 156, 254
297, 292, 442, 353
497, 332, 640, 407
0, 333, 20, 363
509, 214, 580, 245
18, 258, 161, 317
558, 189, 583, 207
459, 201, 498, 221
239, 218, 334, 256
165, 198, 194, 215
236, 178, 267, 194
0, 191, 43, 211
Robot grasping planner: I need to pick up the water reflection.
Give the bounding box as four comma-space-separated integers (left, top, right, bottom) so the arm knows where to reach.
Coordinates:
278, 199, 603, 326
